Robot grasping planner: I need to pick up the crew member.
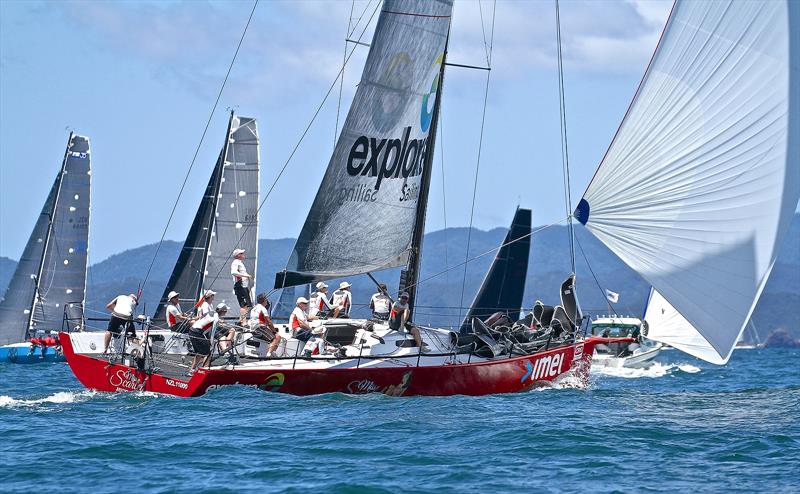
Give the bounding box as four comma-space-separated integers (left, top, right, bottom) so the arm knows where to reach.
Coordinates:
331, 281, 352, 318
188, 304, 218, 372
388, 292, 426, 351
231, 249, 253, 325
369, 283, 391, 320
309, 282, 332, 318
249, 293, 281, 356
103, 293, 138, 354
198, 290, 216, 318
165, 291, 188, 330
289, 297, 317, 343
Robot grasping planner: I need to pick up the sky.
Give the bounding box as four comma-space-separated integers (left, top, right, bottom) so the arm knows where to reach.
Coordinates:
0, 0, 673, 263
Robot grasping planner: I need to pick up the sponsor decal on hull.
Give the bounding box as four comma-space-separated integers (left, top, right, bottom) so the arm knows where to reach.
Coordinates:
258, 373, 285, 392
108, 368, 145, 392
521, 352, 566, 382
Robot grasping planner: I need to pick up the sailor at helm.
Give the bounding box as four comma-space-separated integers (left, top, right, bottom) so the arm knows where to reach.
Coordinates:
231, 249, 253, 325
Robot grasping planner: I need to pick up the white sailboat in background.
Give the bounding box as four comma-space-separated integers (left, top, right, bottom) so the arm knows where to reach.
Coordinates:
576, 0, 799, 365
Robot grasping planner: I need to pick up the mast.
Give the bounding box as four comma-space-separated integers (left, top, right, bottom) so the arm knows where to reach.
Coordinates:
196, 111, 235, 301
399, 33, 450, 317
26, 132, 72, 337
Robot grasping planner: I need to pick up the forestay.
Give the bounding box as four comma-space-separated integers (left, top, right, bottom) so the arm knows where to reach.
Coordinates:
276, 0, 453, 288
0, 134, 91, 344
575, 1, 800, 363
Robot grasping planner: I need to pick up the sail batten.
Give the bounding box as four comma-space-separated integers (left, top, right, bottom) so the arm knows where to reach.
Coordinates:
276, 0, 453, 289
577, 0, 799, 364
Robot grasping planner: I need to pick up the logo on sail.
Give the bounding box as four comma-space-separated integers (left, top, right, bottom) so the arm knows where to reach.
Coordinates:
420, 53, 443, 133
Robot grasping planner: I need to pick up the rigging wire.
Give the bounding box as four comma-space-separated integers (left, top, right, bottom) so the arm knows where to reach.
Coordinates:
457, 0, 496, 325
335, 0, 356, 145
203, 1, 382, 291
555, 0, 576, 276
139, 0, 259, 292
574, 234, 614, 314
438, 97, 449, 285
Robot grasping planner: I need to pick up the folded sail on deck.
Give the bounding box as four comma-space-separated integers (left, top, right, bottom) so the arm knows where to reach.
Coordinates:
575, 1, 799, 363
154, 115, 259, 318
459, 208, 531, 332
0, 134, 91, 344
276, 0, 453, 288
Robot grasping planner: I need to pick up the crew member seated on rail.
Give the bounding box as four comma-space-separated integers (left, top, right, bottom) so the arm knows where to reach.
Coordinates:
331, 281, 352, 318
231, 248, 253, 325
103, 293, 138, 354
289, 297, 317, 343
370, 283, 391, 320
309, 282, 332, 318
188, 303, 235, 371
165, 291, 188, 330
389, 292, 427, 352
249, 293, 281, 357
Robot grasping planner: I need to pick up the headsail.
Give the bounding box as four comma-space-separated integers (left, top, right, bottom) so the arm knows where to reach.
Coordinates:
154, 114, 259, 318
459, 208, 531, 332
0, 134, 91, 344
575, 1, 800, 363
276, 0, 453, 288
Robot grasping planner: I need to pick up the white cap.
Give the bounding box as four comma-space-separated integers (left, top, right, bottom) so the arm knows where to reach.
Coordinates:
339, 281, 352, 289
296, 297, 309, 305
316, 282, 328, 290
233, 248, 246, 257
216, 303, 229, 312
204, 289, 216, 298
129, 293, 138, 301
167, 291, 179, 300
399, 292, 410, 299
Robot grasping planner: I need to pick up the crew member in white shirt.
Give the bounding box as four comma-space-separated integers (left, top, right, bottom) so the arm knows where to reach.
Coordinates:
369, 283, 391, 321
331, 281, 353, 318
249, 293, 281, 356
197, 290, 216, 319
103, 293, 138, 353
230, 249, 253, 325
309, 282, 332, 318
165, 291, 188, 330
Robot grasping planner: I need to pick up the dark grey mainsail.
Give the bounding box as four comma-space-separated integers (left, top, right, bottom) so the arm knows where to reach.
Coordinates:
276, 0, 453, 288
204, 116, 260, 309
0, 134, 91, 344
459, 208, 532, 332
154, 113, 259, 319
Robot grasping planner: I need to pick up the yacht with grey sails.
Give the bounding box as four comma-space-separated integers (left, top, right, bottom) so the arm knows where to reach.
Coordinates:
0, 133, 91, 364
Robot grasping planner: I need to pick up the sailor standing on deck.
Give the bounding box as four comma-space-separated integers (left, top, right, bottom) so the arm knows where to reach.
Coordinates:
309, 282, 332, 318
103, 293, 138, 354
230, 249, 253, 325
165, 291, 188, 330
331, 281, 352, 318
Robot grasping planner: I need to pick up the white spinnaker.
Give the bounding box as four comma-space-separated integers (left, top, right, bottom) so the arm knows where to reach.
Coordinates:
643, 288, 723, 364
577, 1, 799, 363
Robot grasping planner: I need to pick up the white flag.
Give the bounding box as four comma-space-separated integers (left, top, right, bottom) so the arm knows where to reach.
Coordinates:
605, 289, 619, 303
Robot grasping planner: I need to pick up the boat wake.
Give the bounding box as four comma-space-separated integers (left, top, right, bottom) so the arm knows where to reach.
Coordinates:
0, 390, 97, 408
591, 362, 701, 379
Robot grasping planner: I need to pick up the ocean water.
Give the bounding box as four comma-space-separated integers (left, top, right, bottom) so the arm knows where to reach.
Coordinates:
1, 349, 798, 493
